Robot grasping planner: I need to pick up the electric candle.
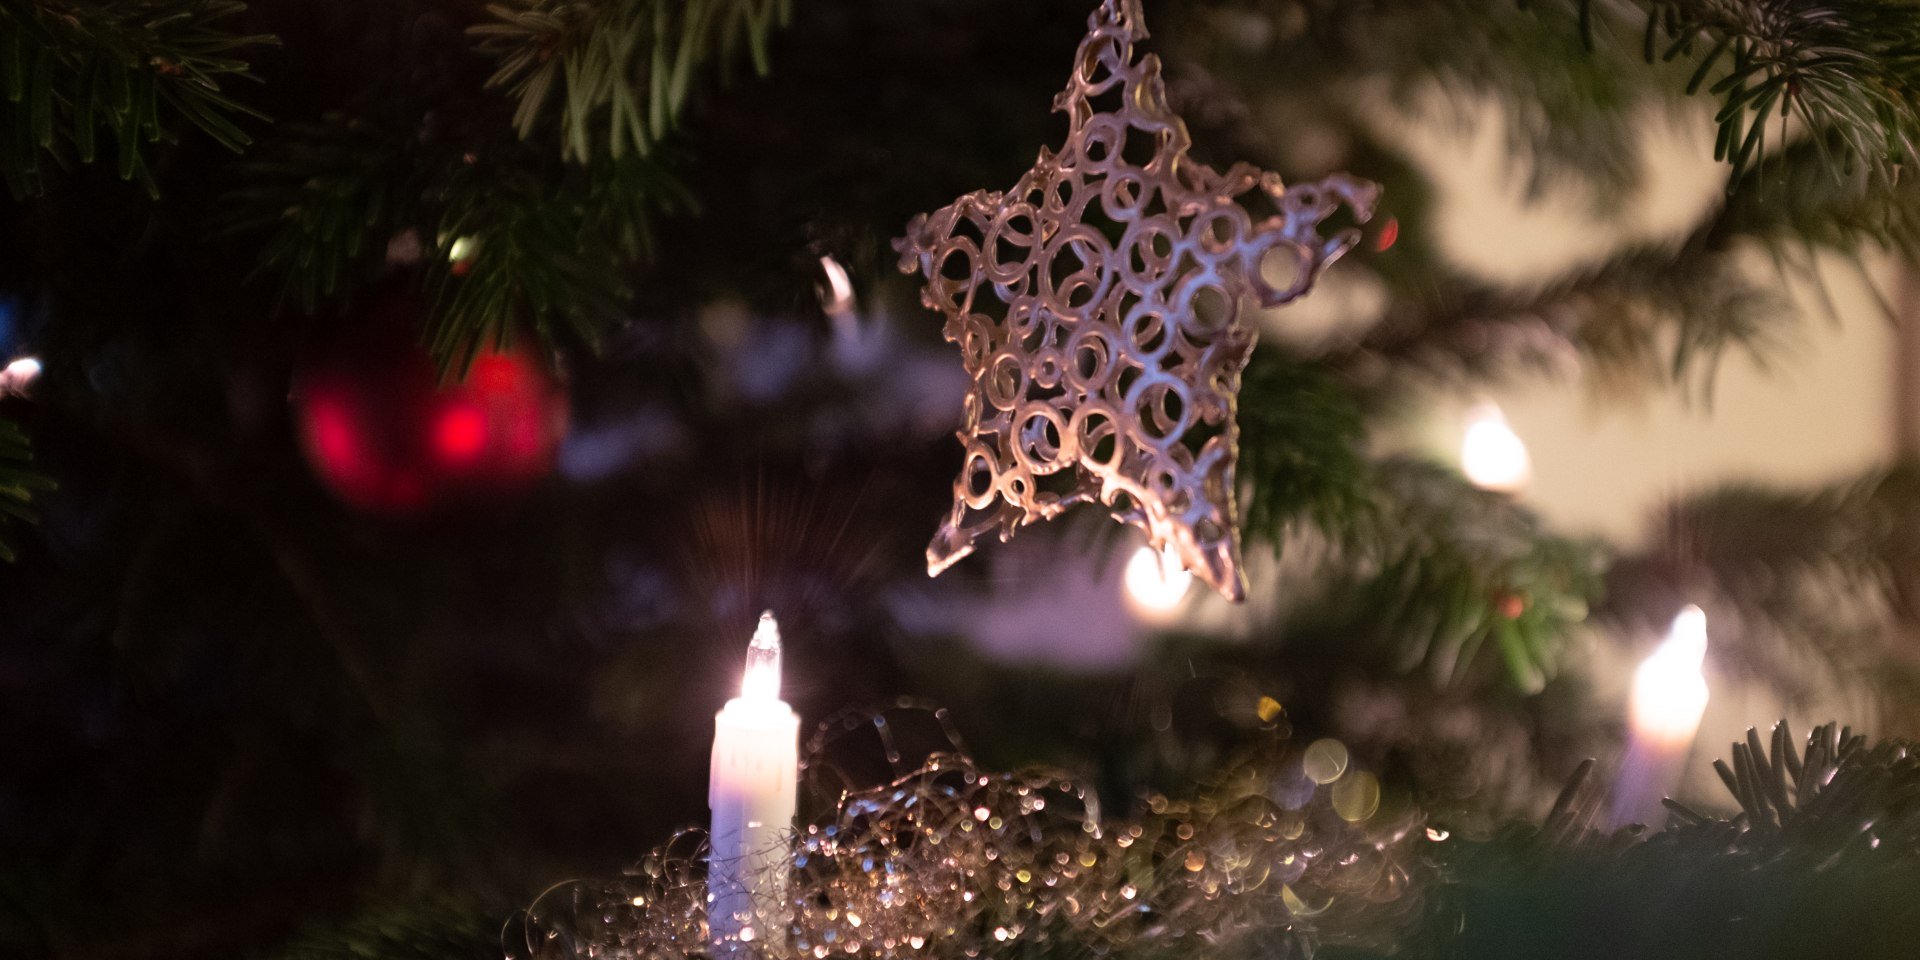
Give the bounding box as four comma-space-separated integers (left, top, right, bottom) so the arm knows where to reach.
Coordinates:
709, 611, 799, 951
1608, 605, 1711, 828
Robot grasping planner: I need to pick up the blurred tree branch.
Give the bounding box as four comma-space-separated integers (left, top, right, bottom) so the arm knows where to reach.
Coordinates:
0, 0, 272, 196
470, 0, 793, 162
0, 415, 51, 561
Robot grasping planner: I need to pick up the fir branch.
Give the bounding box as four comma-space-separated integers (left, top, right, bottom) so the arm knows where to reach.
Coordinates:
1237, 354, 1371, 547
0, 0, 272, 197
1327, 126, 1817, 397
1339, 237, 1789, 401
1710, 133, 1920, 256
1287, 457, 1606, 694
470, 0, 793, 163
0, 416, 50, 562
423, 149, 691, 369
264, 899, 504, 960
215, 114, 409, 312
1617, 0, 1920, 190
1670, 721, 1920, 852
1417, 721, 1920, 960
219, 112, 690, 366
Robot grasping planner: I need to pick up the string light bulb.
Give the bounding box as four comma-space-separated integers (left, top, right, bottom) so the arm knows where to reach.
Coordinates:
1123, 544, 1192, 616
1460, 401, 1530, 492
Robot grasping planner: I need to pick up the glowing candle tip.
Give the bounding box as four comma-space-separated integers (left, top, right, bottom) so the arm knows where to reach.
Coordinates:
1629, 605, 1710, 748
742, 611, 782, 701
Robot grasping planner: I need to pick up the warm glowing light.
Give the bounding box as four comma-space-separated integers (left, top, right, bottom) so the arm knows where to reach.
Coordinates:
1460, 401, 1530, 492
1629, 605, 1710, 748
1, 355, 41, 397
741, 610, 782, 701
819, 255, 855, 316
1302, 738, 1349, 785
447, 235, 478, 263
1123, 544, 1192, 614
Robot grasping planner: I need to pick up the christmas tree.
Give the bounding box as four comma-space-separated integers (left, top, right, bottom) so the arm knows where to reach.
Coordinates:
4, 1, 1920, 958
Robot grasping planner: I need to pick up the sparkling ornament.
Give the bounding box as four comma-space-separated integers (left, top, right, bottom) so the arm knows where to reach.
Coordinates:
895, 0, 1378, 600
292, 285, 568, 515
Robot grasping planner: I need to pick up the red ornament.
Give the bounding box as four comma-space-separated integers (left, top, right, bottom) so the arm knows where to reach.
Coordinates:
292, 286, 569, 515
1495, 592, 1526, 620
1372, 215, 1399, 252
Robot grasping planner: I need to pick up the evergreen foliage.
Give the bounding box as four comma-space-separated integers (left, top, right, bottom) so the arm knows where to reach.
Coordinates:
0, 0, 270, 196
0, 415, 48, 561
3, 1, 1920, 958
266, 900, 509, 960
471, 0, 793, 161
1403, 722, 1920, 960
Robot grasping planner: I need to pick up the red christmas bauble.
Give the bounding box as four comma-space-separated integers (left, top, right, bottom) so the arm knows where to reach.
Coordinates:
292, 286, 569, 515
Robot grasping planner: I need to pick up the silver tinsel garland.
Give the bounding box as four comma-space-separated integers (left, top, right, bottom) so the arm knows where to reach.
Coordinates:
506, 703, 1420, 960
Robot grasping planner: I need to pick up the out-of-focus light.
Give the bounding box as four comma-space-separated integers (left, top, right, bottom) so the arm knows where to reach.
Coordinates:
1331, 769, 1381, 822
1373, 215, 1399, 252
433, 403, 488, 463
1302, 738, 1349, 784
819, 255, 855, 316
1461, 401, 1530, 492
1, 355, 41, 397
447, 236, 478, 263
821, 255, 888, 374
1629, 605, 1710, 748
1123, 544, 1191, 615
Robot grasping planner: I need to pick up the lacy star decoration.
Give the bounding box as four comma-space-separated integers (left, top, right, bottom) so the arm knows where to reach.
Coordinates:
895, 0, 1379, 601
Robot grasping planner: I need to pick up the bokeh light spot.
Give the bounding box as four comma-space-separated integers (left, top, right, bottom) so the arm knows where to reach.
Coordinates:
1302, 739, 1349, 785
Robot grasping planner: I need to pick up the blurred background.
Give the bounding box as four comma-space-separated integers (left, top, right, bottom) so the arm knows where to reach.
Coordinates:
3, 0, 1919, 957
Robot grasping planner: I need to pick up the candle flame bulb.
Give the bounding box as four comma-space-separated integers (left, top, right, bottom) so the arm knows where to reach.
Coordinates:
1629, 605, 1710, 748
742, 611, 782, 701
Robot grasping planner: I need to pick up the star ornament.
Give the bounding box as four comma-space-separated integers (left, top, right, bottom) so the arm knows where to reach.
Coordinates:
895, 0, 1379, 601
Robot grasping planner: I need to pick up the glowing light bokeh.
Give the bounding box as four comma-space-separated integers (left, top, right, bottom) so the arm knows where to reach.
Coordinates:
434, 404, 488, 463
1629, 605, 1711, 748
1123, 545, 1192, 615
819, 255, 855, 316
1, 355, 40, 396
1460, 401, 1531, 492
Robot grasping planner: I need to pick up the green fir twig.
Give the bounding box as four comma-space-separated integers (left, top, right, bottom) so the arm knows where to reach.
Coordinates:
470, 0, 793, 162
0, 416, 53, 562
0, 0, 273, 197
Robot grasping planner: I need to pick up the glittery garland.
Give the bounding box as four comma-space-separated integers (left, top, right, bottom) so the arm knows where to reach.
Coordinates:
506, 705, 1421, 960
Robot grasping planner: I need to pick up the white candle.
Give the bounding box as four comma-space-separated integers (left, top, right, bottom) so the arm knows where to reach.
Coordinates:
1609, 605, 1710, 828
708, 611, 799, 951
